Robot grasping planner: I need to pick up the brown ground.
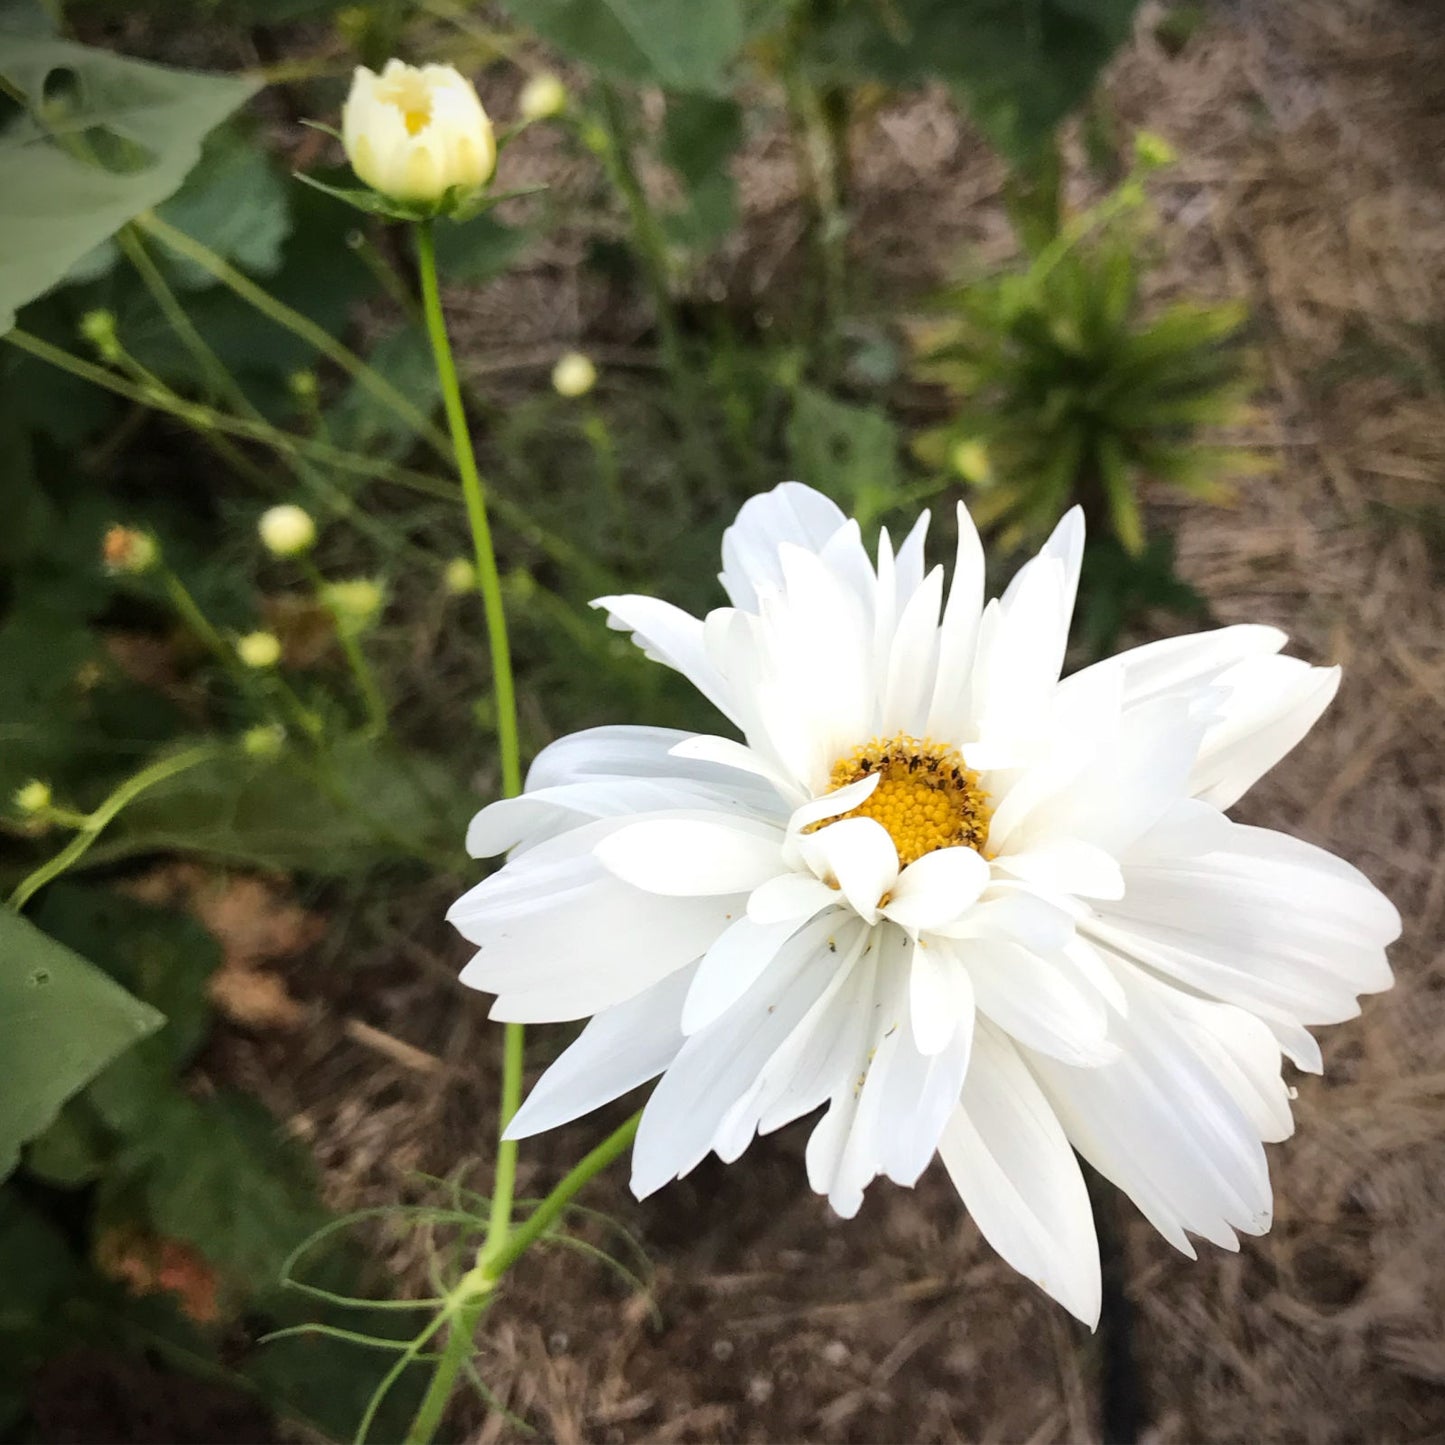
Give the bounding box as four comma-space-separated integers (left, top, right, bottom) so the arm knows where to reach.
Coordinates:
215, 2, 1445, 1441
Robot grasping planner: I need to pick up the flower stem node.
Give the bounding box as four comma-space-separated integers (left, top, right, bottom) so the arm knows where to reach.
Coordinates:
518, 72, 567, 122
258, 504, 317, 558
551, 351, 597, 399
339, 60, 496, 216
236, 631, 283, 669
102, 525, 159, 576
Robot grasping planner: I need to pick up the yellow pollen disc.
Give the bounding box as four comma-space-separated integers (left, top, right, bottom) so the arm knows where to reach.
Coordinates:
402, 104, 432, 135
816, 734, 992, 868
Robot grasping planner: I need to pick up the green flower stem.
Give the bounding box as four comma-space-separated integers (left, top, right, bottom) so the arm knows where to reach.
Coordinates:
136, 210, 453, 460
9, 743, 225, 910
5, 330, 611, 595
413, 220, 522, 800
402, 1111, 641, 1445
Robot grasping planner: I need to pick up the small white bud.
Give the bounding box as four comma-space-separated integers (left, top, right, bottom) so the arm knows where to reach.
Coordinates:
258, 504, 316, 558
342, 60, 496, 205
551, 351, 597, 399
325, 577, 385, 632
13, 779, 52, 816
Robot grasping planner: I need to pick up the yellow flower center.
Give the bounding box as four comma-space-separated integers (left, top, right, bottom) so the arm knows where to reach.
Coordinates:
401, 103, 432, 136
377, 74, 435, 136
820, 734, 992, 868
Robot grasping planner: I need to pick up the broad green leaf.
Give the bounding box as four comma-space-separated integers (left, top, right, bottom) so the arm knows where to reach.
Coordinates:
503, 0, 746, 93
786, 384, 902, 528
155, 125, 291, 288
806, 0, 1142, 164
0, 34, 257, 331
0, 908, 163, 1181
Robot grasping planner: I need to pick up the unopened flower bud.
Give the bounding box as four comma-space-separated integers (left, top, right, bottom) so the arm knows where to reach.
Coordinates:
1134, 130, 1178, 172
258, 504, 316, 558
288, 370, 319, 402
325, 577, 385, 632
241, 723, 286, 760
551, 351, 597, 399
13, 779, 51, 816
236, 631, 282, 669
950, 439, 992, 486
103, 525, 159, 575
80, 309, 121, 363
342, 60, 496, 205
518, 72, 567, 122
443, 557, 477, 594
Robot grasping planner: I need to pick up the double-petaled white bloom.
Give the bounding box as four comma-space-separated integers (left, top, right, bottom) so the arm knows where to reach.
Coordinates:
342, 60, 496, 205
449, 483, 1398, 1324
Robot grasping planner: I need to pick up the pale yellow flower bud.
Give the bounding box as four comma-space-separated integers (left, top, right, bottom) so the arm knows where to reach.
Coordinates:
258, 504, 316, 558
518, 72, 567, 122
551, 351, 597, 399
342, 60, 496, 205
236, 631, 282, 669
80, 309, 121, 364
443, 557, 477, 594
13, 779, 51, 816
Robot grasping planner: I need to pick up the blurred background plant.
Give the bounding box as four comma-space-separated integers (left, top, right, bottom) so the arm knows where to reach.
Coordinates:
0, 0, 1290, 1436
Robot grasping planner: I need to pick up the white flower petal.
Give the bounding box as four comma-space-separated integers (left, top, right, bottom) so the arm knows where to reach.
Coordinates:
1191, 658, 1340, 810
595, 816, 784, 896
993, 838, 1125, 900
801, 816, 899, 922
504, 964, 695, 1139
909, 939, 967, 1055
592, 594, 736, 723
718, 481, 850, 611
925, 502, 986, 738
939, 1021, 1101, 1327
681, 915, 804, 1035
882, 846, 991, 932
746, 870, 841, 925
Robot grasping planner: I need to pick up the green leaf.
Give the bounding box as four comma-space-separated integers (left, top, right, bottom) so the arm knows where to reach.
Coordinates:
786, 384, 902, 528
432, 212, 532, 283
806, 0, 1142, 164
89, 736, 467, 875
0, 34, 257, 331
0, 908, 163, 1182
155, 125, 291, 288
106, 1090, 324, 1284
504, 0, 746, 93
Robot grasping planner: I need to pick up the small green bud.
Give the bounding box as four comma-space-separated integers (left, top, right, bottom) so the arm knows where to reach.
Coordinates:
1133, 130, 1178, 172
241, 723, 286, 760
236, 631, 282, 669
325, 577, 385, 632
102, 524, 159, 575
288, 369, 319, 402
443, 557, 477, 595
13, 779, 51, 816
80, 309, 121, 364
258, 504, 317, 558
951, 439, 993, 486
518, 72, 567, 122
551, 351, 597, 399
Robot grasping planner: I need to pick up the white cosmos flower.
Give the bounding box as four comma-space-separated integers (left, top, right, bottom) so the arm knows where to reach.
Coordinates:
342, 60, 496, 205
448, 482, 1399, 1325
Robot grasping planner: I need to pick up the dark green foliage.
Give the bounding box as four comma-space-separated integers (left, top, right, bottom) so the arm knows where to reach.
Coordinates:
916, 178, 1258, 552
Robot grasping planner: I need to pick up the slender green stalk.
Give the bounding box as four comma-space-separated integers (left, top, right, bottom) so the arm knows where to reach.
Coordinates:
402, 1112, 640, 1444
9, 744, 224, 910
5, 330, 610, 594
413, 221, 521, 799
136, 210, 453, 459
